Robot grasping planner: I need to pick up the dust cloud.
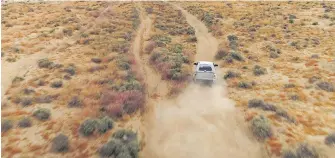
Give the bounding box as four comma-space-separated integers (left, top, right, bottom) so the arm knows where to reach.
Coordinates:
142, 80, 267, 158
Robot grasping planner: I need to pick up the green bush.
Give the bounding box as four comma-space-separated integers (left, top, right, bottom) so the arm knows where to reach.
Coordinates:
282, 149, 297, 158
38, 58, 54, 69
68, 96, 82, 108
325, 132, 335, 146
253, 65, 267, 76
312, 22, 318, 25
224, 71, 240, 79
1, 119, 13, 132
187, 36, 197, 42
238, 81, 252, 89
18, 117, 32, 128
230, 52, 244, 61
317, 81, 334, 92
100, 129, 139, 158
33, 108, 51, 121
186, 27, 195, 35
97, 116, 114, 134
51, 80, 63, 88
227, 35, 238, 42
91, 57, 102, 63
112, 129, 137, 143
64, 65, 76, 76
296, 143, 319, 158
250, 115, 272, 141
79, 119, 97, 136
21, 97, 33, 107
215, 49, 228, 60
52, 134, 69, 153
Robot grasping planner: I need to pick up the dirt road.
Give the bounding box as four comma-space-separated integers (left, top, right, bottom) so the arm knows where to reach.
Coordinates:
140, 3, 267, 158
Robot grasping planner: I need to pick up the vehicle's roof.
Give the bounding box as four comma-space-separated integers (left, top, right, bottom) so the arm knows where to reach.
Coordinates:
198, 61, 213, 64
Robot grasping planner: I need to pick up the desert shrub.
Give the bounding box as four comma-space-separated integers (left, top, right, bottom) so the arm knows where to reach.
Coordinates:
309, 76, 320, 83
187, 36, 197, 42
311, 54, 319, 59
312, 22, 318, 25
100, 129, 139, 158
64, 65, 76, 76
118, 80, 143, 92
35, 95, 53, 103
325, 132, 335, 146
316, 81, 334, 92
250, 115, 272, 141
203, 12, 214, 27
186, 27, 195, 35
230, 52, 244, 61
23, 88, 35, 94
12, 76, 24, 84
18, 117, 32, 128
215, 48, 228, 60
99, 139, 127, 158
289, 95, 300, 101
38, 58, 54, 69
112, 129, 137, 143
6, 57, 16, 62
79, 118, 97, 136
276, 109, 295, 123
51, 80, 63, 88
229, 40, 238, 50
289, 19, 294, 24
68, 96, 82, 108
224, 56, 234, 64
289, 14, 297, 20
224, 71, 240, 79
51, 134, 69, 153
97, 116, 114, 134
284, 83, 296, 88
122, 91, 145, 114
270, 51, 279, 58
91, 58, 102, 63
170, 44, 183, 54
253, 65, 267, 76
296, 143, 319, 158
152, 35, 171, 47
117, 61, 130, 70
33, 108, 51, 121
144, 41, 156, 54
238, 82, 252, 89
1, 119, 13, 132
63, 28, 72, 36
21, 97, 33, 107
248, 99, 277, 112
150, 51, 163, 63
282, 149, 297, 158
146, 7, 153, 14
227, 35, 238, 42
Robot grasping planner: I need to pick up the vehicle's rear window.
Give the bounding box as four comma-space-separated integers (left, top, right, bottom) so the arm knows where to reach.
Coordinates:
199, 65, 212, 71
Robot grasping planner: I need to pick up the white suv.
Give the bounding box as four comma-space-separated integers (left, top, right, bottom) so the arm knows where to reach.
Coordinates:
193, 61, 218, 86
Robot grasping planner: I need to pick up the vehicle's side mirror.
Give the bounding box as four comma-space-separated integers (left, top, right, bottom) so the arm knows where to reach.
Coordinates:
194, 62, 198, 65
214, 64, 218, 67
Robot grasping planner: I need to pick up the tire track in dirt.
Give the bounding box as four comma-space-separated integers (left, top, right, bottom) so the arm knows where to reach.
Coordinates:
141, 3, 268, 158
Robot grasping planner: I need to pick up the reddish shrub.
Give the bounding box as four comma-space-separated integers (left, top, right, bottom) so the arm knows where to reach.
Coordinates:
145, 41, 157, 54
101, 90, 145, 117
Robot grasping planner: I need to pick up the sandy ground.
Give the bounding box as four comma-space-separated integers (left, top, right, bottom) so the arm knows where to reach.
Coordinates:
140, 4, 267, 158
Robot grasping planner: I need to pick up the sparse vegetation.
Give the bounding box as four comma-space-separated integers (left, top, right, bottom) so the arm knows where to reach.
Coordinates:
18, 117, 32, 128
21, 97, 33, 107
296, 143, 320, 158
224, 70, 240, 79
51, 134, 69, 153
99, 129, 139, 158
79, 118, 97, 136
250, 115, 272, 141
253, 65, 267, 76
68, 96, 82, 108
238, 81, 252, 89
51, 80, 63, 88
1, 119, 13, 132
316, 81, 334, 92
325, 133, 335, 146
33, 108, 51, 121
97, 116, 114, 134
